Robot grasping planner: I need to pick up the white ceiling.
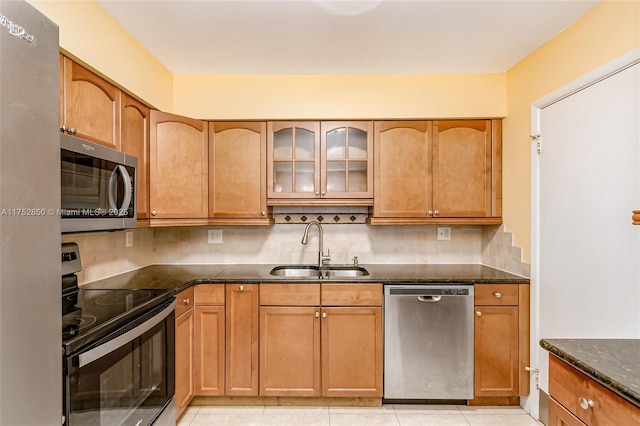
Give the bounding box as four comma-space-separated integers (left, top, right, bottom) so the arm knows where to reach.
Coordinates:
97, 0, 599, 75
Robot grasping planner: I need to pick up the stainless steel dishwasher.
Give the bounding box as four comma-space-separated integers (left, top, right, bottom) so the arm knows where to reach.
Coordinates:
384, 284, 474, 400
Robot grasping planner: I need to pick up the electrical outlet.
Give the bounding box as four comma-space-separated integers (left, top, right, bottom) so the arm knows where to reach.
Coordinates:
437, 227, 451, 241
208, 229, 223, 244
125, 231, 133, 247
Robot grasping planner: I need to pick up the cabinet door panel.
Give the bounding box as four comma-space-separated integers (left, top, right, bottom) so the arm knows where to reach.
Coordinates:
433, 120, 491, 217
259, 307, 321, 396
194, 306, 224, 396
374, 121, 432, 217
150, 110, 208, 219
225, 284, 259, 396
121, 94, 150, 220
175, 309, 194, 418
209, 122, 267, 219
321, 307, 382, 397
268, 122, 320, 200
548, 398, 586, 426
62, 57, 120, 149
321, 121, 373, 199
474, 306, 519, 396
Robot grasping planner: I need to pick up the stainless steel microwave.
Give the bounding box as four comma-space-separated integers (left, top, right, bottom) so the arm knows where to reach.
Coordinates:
61, 133, 137, 233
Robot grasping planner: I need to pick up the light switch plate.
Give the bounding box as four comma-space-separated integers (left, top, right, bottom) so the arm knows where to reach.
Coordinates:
208, 229, 223, 244
437, 227, 451, 241
125, 231, 133, 247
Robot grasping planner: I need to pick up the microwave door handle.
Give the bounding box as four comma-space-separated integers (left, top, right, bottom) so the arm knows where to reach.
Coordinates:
108, 165, 132, 216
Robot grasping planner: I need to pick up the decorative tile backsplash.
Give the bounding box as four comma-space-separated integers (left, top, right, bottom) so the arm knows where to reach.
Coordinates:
273, 213, 368, 224
62, 222, 529, 285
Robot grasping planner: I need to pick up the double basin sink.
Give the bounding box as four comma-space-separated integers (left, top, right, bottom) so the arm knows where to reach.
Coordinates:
270, 265, 369, 279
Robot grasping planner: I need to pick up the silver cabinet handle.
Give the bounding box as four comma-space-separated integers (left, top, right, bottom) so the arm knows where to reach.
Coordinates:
434, 210, 439, 215
476, 311, 482, 317
314, 312, 320, 318
578, 397, 594, 410
151, 210, 157, 216
428, 210, 433, 215
60, 124, 68, 132
239, 285, 244, 292
181, 298, 190, 304
70, 128, 77, 135
321, 191, 326, 196
261, 211, 266, 216
322, 312, 327, 318
494, 292, 502, 299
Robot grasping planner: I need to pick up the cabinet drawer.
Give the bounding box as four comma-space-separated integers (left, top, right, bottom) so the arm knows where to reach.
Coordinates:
321, 284, 382, 306
475, 284, 519, 306
549, 355, 640, 426
175, 287, 194, 318
260, 283, 320, 306
548, 397, 586, 426
195, 284, 225, 305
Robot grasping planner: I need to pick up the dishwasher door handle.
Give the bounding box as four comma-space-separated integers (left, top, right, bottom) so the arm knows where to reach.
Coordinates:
418, 295, 442, 302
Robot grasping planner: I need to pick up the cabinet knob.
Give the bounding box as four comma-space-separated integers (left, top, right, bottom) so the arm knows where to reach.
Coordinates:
314, 312, 320, 318
434, 210, 439, 215
261, 211, 266, 216
60, 124, 68, 132
321, 191, 326, 196
239, 285, 244, 292
151, 210, 157, 216
315, 191, 320, 196
494, 292, 502, 299
181, 298, 190, 304
476, 311, 482, 317
428, 210, 433, 215
69, 128, 77, 135
578, 397, 594, 410
322, 312, 327, 318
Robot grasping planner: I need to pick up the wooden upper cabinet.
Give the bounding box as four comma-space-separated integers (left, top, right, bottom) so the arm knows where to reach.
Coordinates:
267, 121, 373, 205
321, 121, 373, 200
433, 120, 492, 218
373, 121, 432, 218
372, 119, 502, 224
121, 94, 150, 220
149, 110, 209, 220
60, 56, 120, 150
209, 122, 269, 222
268, 121, 320, 201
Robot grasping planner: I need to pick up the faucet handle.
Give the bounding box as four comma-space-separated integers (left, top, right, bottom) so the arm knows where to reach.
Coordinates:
322, 248, 331, 264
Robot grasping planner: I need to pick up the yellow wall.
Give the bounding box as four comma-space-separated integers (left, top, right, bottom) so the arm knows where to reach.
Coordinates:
27, 0, 173, 111
174, 73, 506, 120
504, 0, 640, 262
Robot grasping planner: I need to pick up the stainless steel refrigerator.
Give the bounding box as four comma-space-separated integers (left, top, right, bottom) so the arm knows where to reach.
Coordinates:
0, 1, 61, 424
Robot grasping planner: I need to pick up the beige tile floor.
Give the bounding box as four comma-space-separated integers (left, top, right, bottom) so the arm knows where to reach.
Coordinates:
178, 405, 543, 426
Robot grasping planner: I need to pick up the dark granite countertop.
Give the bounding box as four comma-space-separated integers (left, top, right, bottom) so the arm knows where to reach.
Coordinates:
82, 263, 528, 293
540, 339, 640, 408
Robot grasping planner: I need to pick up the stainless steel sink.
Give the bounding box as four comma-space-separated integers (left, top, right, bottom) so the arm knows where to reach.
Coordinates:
269, 265, 369, 279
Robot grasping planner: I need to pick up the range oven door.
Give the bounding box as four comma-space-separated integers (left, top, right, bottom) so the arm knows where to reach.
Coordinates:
63, 300, 175, 426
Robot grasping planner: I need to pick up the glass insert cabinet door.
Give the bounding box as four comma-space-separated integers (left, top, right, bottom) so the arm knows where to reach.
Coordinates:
267, 121, 373, 201
321, 121, 373, 199
268, 122, 321, 199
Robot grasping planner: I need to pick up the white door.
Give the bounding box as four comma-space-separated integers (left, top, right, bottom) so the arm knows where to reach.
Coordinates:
531, 55, 640, 415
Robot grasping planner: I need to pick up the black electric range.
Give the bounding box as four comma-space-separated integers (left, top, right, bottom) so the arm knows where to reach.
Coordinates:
62, 243, 174, 356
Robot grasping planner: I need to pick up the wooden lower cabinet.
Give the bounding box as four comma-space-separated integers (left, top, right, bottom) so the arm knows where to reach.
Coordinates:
225, 284, 259, 395
321, 307, 383, 397
259, 306, 321, 396
548, 354, 640, 426
548, 397, 586, 426
258, 283, 383, 398
194, 285, 225, 396
473, 284, 530, 400
175, 290, 195, 419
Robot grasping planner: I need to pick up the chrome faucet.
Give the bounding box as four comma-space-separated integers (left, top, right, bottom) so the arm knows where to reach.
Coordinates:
301, 221, 331, 267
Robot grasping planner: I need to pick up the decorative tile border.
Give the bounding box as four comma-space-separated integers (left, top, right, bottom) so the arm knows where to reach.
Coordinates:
273, 213, 368, 224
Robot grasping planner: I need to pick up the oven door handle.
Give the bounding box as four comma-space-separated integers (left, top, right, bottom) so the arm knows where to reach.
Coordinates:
79, 299, 176, 368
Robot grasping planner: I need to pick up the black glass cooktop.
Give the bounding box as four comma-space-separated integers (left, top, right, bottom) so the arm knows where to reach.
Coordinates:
62, 287, 173, 355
